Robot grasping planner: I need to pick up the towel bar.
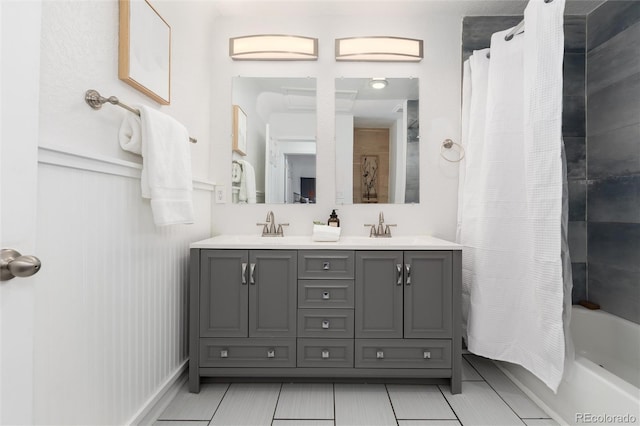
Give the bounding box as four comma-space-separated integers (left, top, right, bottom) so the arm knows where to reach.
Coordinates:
84, 89, 197, 144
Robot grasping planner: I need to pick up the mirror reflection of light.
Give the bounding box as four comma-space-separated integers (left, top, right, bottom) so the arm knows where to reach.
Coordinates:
369, 78, 388, 89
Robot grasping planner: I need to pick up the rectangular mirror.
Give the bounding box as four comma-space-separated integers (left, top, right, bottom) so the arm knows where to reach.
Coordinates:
231, 77, 317, 204
335, 78, 419, 204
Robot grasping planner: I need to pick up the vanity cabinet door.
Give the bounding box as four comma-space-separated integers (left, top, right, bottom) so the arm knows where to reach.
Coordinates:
200, 250, 249, 338
403, 251, 452, 338
249, 250, 297, 337
355, 251, 404, 338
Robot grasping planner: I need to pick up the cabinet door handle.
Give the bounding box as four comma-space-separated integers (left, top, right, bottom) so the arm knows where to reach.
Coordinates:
405, 263, 411, 285
267, 349, 275, 358
396, 264, 403, 285
322, 291, 330, 300
376, 350, 385, 359
241, 263, 247, 285
322, 320, 330, 329
250, 263, 256, 285
323, 261, 330, 270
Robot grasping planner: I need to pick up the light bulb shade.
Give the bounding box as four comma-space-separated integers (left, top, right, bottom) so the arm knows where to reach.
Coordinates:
230, 34, 318, 60
335, 36, 423, 62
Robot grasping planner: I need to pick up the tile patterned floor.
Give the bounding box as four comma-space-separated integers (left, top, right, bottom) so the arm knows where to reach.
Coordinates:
152, 355, 558, 426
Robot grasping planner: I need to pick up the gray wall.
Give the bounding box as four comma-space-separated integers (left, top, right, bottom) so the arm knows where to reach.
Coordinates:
585, 0, 640, 324
461, 15, 588, 305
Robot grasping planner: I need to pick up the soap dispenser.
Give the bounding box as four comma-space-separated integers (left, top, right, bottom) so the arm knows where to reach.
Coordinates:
327, 209, 340, 227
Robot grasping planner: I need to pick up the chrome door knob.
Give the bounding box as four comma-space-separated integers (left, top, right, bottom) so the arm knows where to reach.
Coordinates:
1, 249, 42, 281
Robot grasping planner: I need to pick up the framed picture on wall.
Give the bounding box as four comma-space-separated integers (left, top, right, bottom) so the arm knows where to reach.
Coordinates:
118, 0, 171, 104
232, 105, 247, 156
361, 155, 379, 203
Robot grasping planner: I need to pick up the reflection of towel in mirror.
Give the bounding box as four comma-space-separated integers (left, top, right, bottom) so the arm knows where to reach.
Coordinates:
231, 162, 242, 183
119, 105, 194, 225
237, 159, 256, 204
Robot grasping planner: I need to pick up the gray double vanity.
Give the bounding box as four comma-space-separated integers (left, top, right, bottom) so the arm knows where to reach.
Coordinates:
189, 235, 462, 394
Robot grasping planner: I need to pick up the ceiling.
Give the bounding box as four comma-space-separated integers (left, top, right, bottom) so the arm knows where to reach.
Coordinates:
211, 0, 606, 18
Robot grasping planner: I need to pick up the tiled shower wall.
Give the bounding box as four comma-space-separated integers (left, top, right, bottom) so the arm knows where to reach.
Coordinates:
461, 15, 588, 303
586, 0, 640, 324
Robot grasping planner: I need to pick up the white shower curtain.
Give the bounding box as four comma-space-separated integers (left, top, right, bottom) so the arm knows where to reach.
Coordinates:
458, 0, 567, 392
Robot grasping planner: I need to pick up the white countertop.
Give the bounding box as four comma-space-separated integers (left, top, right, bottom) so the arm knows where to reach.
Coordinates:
190, 234, 461, 250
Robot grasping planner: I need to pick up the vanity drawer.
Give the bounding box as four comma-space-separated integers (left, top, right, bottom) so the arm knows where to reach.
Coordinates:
298, 280, 354, 308
298, 250, 354, 279
298, 308, 354, 338
355, 339, 451, 369
297, 338, 354, 368
199, 338, 295, 368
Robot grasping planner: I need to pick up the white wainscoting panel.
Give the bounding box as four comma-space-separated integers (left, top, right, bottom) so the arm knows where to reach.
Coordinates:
32, 159, 212, 425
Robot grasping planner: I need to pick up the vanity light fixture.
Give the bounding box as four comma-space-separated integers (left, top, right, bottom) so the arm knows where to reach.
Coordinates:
369, 78, 388, 89
335, 36, 423, 62
229, 34, 318, 61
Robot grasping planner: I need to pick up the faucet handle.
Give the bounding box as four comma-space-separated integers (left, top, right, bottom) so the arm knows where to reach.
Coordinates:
384, 224, 397, 235
364, 224, 377, 237
257, 222, 269, 235
277, 223, 289, 236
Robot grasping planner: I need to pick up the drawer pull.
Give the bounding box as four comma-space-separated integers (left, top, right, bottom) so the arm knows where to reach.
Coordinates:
321, 320, 330, 329
321, 349, 330, 359
220, 349, 228, 358
267, 349, 275, 358
323, 261, 330, 270
241, 263, 247, 285
376, 350, 385, 359
322, 291, 331, 300
396, 264, 402, 285
423, 351, 431, 359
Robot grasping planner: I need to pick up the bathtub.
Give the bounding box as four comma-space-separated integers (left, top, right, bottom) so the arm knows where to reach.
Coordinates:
497, 306, 640, 425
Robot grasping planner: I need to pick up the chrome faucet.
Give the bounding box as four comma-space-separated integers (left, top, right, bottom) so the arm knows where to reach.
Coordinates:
364, 211, 396, 238
257, 211, 289, 237
267, 210, 276, 234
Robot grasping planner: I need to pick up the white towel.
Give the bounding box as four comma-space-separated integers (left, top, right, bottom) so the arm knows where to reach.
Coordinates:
119, 105, 194, 226
119, 113, 142, 155
312, 224, 341, 242
237, 159, 256, 204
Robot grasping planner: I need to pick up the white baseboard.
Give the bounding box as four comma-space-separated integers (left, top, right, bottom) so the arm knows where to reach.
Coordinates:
127, 361, 188, 426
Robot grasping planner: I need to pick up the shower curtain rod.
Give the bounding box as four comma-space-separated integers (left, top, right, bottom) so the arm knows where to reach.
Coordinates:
503, 0, 554, 42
